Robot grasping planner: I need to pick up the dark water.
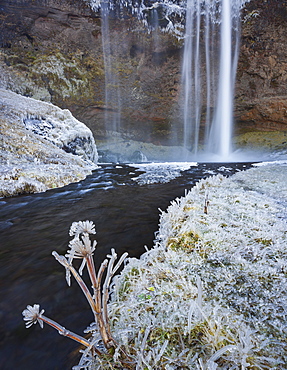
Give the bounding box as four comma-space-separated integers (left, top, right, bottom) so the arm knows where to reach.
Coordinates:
0, 162, 253, 370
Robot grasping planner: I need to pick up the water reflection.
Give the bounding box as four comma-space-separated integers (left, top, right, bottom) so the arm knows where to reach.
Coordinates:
0, 162, 253, 370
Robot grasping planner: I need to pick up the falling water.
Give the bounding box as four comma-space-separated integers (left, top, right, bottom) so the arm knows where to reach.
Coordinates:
100, 2, 121, 135
181, 0, 244, 160
182, 0, 201, 153
151, 8, 160, 55
207, 0, 239, 158
88, 0, 249, 160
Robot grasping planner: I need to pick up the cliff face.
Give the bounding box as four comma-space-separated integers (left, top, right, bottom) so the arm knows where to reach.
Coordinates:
0, 0, 182, 145
0, 0, 104, 109
236, 0, 287, 132
0, 0, 287, 146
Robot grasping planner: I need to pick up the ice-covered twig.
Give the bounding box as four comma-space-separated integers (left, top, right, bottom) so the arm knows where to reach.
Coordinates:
22, 220, 131, 366
52, 251, 98, 317
22, 304, 102, 354
102, 249, 129, 338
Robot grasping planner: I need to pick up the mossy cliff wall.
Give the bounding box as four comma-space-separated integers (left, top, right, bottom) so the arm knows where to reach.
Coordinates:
1, 0, 287, 145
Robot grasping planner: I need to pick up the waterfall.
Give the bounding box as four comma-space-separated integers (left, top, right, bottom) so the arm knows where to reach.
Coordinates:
88, 0, 249, 161
100, 2, 121, 136
151, 8, 160, 56
182, 0, 201, 153
181, 0, 244, 160
207, 0, 236, 158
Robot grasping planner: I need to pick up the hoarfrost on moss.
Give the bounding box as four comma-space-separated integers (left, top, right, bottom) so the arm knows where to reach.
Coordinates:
0, 89, 98, 197
104, 162, 287, 369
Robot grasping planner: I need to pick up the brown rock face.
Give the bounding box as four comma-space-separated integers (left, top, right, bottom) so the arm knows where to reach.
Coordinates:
1, 0, 287, 147
236, 0, 287, 132
239, 98, 287, 131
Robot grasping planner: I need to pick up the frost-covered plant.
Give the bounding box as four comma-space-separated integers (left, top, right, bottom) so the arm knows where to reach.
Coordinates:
23, 221, 130, 365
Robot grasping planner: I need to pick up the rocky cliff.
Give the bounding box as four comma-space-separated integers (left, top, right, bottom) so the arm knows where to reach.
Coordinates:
237, 0, 287, 132
0, 0, 181, 146
0, 0, 287, 148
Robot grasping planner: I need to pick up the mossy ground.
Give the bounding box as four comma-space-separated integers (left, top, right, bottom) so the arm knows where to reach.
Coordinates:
233, 130, 287, 151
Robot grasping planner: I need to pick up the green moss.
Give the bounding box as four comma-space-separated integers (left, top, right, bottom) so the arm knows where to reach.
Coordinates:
82, 56, 105, 77
168, 232, 200, 252
116, 61, 134, 78
147, 327, 180, 347
234, 131, 287, 150
118, 267, 140, 298
63, 66, 82, 80
254, 238, 273, 246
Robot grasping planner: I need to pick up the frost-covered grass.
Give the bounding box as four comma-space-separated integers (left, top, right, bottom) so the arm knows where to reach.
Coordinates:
23, 162, 287, 369
104, 162, 287, 369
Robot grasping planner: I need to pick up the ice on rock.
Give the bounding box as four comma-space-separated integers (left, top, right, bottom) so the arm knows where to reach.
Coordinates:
0, 89, 98, 197
1, 88, 98, 163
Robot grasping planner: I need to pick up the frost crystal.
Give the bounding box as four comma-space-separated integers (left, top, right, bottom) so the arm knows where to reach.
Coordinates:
22, 304, 45, 329
66, 235, 97, 275
69, 220, 96, 237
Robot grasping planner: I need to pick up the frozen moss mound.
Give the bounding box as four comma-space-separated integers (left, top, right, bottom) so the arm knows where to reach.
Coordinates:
87, 162, 287, 369
0, 89, 98, 197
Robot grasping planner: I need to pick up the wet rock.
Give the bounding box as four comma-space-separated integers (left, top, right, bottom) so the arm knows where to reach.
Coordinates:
130, 150, 148, 163
239, 98, 287, 129
23, 116, 55, 135
97, 150, 122, 164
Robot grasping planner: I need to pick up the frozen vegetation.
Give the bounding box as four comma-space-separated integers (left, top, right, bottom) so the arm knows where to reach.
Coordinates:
0, 89, 98, 197
23, 161, 287, 369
